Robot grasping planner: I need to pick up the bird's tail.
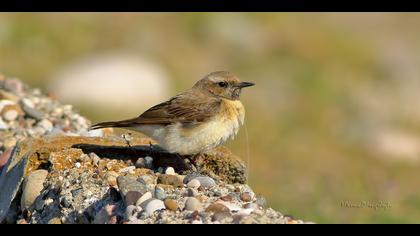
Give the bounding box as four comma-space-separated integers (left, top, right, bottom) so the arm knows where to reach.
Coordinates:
89, 118, 138, 131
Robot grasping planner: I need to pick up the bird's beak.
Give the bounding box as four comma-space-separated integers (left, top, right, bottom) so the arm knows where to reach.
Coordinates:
238, 82, 255, 88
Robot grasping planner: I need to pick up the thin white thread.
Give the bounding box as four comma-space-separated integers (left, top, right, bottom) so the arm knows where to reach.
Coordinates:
244, 122, 250, 184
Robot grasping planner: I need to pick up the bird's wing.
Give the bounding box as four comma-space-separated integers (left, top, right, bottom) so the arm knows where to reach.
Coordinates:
90, 91, 222, 129
135, 91, 222, 125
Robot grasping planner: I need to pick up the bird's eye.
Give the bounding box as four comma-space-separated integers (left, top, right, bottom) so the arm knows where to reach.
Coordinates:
218, 82, 227, 88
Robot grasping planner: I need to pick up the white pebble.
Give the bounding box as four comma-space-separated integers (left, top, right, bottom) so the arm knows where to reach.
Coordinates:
3, 109, 18, 121
136, 192, 152, 206
119, 166, 136, 174
165, 167, 175, 175
38, 119, 53, 132
187, 179, 201, 189
75, 162, 81, 168
144, 199, 165, 215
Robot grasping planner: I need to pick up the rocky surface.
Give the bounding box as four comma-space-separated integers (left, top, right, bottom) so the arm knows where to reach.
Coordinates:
0, 75, 308, 224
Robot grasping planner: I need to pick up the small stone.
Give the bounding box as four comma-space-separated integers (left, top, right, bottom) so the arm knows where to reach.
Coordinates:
4, 78, 23, 94
135, 158, 146, 168
119, 166, 136, 174
37, 119, 53, 132
206, 203, 230, 213
184, 197, 202, 211
21, 170, 49, 210
2, 108, 19, 121
75, 162, 81, 168
137, 175, 156, 185
48, 218, 62, 224
212, 212, 232, 222
165, 167, 175, 175
117, 176, 149, 206
187, 179, 201, 189
220, 195, 234, 202
143, 199, 165, 215
196, 194, 209, 203
164, 199, 178, 211
143, 156, 154, 169
192, 176, 216, 188
135, 192, 152, 206
240, 192, 252, 202
21, 103, 45, 120
187, 188, 198, 197
105, 171, 119, 186
89, 152, 101, 166
157, 174, 183, 188
154, 186, 166, 200
125, 205, 137, 219
125, 191, 144, 206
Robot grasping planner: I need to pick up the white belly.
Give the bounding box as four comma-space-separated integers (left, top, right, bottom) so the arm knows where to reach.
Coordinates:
130, 100, 245, 155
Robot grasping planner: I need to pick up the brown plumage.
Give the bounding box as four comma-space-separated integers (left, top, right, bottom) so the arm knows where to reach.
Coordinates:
90, 71, 254, 155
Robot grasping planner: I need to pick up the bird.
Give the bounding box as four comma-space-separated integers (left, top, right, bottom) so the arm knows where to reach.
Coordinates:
90, 71, 254, 155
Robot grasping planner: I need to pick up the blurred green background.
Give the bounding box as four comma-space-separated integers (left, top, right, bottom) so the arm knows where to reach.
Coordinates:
2, 13, 420, 223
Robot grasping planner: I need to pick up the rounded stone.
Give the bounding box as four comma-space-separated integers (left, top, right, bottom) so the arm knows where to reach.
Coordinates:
184, 197, 202, 211
37, 119, 53, 132
187, 179, 201, 189
21, 170, 49, 210
135, 192, 152, 206
143, 199, 165, 215
240, 192, 252, 202
157, 174, 183, 188
205, 203, 230, 213
3, 109, 18, 121
154, 186, 166, 200
187, 188, 198, 197
165, 167, 176, 175
164, 199, 178, 211
192, 176, 215, 188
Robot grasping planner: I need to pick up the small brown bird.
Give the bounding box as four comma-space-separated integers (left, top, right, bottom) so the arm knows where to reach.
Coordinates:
90, 71, 254, 155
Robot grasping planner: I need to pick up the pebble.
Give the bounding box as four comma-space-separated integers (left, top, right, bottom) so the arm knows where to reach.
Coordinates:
119, 166, 136, 174
165, 167, 175, 175
192, 176, 216, 188
117, 176, 149, 206
2, 107, 19, 121
89, 152, 101, 167
157, 174, 184, 188
4, 78, 24, 94
75, 162, 81, 168
240, 192, 252, 202
212, 212, 232, 222
164, 199, 178, 211
21, 103, 45, 120
137, 175, 156, 185
105, 171, 119, 186
184, 197, 202, 211
37, 119, 54, 132
21, 169, 48, 210
187, 179, 201, 189
125, 205, 137, 219
187, 188, 198, 197
206, 203, 230, 213
135, 192, 152, 206
143, 199, 165, 215
134, 158, 146, 168
154, 186, 166, 200
144, 156, 153, 169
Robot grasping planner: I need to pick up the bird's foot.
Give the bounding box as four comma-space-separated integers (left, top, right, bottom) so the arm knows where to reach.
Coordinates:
122, 133, 133, 147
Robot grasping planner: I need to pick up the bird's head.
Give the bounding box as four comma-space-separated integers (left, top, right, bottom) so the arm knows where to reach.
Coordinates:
194, 71, 254, 100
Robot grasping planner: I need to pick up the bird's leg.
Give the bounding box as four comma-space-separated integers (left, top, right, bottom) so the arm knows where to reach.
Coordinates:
122, 132, 133, 147
148, 141, 155, 156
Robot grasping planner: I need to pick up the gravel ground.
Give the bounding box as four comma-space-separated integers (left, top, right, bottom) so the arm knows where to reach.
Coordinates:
0, 74, 309, 224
